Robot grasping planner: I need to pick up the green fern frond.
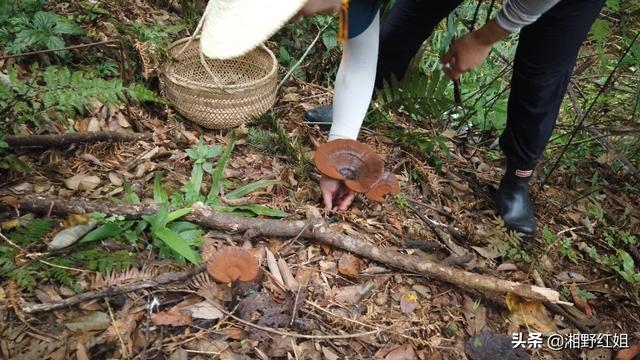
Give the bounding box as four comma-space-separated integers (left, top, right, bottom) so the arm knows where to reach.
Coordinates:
71, 248, 136, 274
374, 67, 453, 122
8, 218, 54, 246
248, 127, 280, 154
46, 260, 76, 289
7, 267, 38, 290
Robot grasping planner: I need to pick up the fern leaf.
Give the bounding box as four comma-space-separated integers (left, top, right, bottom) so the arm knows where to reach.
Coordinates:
8, 218, 53, 246
375, 67, 453, 122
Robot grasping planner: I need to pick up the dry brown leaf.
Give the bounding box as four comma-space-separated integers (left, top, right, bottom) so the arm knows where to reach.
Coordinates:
265, 247, 284, 286
65, 311, 111, 332
151, 310, 192, 327
570, 284, 593, 317
338, 254, 363, 276
80, 153, 102, 166
335, 282, 374, 305
506, 292, 556, 332
221, 327, 246, 340
49, 220, 97, 250
9, 182, 32, 194
462, 295, 487, 336
33, 183, 51, 193
400, 291, 418, 314
184, 301, 223, 320
87, 117, 101, 132
555, 271, 588, 283
496, 263, 518, 271
282, 93, 300, 102
384, 344, 418, 360
412, 284, 431, 298
322, 346, 340, 360
269, 335, 294, 358
63, 174, 101, 191
76, 342, 89, 360
471, 246, 500, 259
108, 172, 123, 186
615, 345, 640, 360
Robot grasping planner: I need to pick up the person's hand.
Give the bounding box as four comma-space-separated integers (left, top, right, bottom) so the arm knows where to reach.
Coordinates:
320, 176, 356, 211
441, 32, 492, 80
441, 20, 509, 80
291, 0, 341, 22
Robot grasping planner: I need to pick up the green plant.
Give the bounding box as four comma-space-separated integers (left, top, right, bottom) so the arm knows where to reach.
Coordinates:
0, 218, 137, 290
0, 2, 85, 58
182, 139, 224, 204
274, 15, 340, 85
126, 22, 186, 52
542, 227, 579, 264
250, 112, 314, 179
0, 65, 159, 162
487, 217, 530, 263
141, 204, 201, 265
204, 132, 288, 217
394, 193, 409, 207
374, 67, 453, 123
1, 66, 159, 134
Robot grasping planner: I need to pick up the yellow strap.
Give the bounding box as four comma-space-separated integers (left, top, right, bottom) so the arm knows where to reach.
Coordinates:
338, 0, 349, 61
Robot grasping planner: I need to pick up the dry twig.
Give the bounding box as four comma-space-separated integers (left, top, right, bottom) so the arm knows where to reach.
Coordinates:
5, 131, 152, 148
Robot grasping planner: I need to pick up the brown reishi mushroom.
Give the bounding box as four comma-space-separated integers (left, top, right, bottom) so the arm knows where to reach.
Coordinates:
206, 246, 260, 283
364, 171, 400, 202
314, 139, 384, 193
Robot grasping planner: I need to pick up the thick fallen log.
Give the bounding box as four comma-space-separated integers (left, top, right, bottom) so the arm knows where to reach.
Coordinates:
4, 195, 561, 304
5, 131, 151, 148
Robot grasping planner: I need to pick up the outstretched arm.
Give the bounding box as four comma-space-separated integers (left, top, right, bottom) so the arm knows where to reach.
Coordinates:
442, 0, 561, 80
495, 0, 562, 33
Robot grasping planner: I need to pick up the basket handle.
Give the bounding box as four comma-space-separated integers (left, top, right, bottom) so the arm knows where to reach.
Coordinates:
199, 50, 237, 93
176, 2, 236, 93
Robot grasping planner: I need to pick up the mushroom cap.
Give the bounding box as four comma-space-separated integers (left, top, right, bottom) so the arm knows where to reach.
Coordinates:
206, 246, 260, 283
314, 139, 384, 193
364, 171, 400, 202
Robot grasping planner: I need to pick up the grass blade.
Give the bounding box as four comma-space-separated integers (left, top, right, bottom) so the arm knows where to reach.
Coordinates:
207, 130, 236, 203
225, 179, 280, 200
153, 226, 200, 264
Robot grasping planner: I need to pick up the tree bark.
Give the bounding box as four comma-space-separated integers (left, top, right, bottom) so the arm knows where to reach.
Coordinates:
4, 195, 560, 304
5, 131, 151, 148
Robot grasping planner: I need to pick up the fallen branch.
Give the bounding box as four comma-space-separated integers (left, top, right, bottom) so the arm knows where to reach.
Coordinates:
0, 40, 119, 61
19, 265, 205, 313
5, 131, 152, 148
5, 196, 561, 304
409, 204, 469, 257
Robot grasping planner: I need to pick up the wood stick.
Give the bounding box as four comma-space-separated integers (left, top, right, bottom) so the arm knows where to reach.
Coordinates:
20, 265, 205, 313
5, 131, 151, 148
5, 196, 561, 304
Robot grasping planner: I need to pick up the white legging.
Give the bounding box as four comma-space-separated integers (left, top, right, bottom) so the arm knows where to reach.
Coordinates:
328, 11, 380, 141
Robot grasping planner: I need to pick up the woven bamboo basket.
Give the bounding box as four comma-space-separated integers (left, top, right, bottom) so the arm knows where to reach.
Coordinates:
160, 36, 278, 129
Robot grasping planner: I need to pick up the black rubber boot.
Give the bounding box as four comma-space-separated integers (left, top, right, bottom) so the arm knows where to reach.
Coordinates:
303, 104, 333, 125
497, 163, 536, 236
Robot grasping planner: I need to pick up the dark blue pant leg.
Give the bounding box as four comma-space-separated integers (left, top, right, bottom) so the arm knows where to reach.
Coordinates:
499, 0, 606, 170
375, 0, 462, 87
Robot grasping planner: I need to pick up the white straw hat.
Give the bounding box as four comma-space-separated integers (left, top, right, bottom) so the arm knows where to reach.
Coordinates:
200, 0, 307, 59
